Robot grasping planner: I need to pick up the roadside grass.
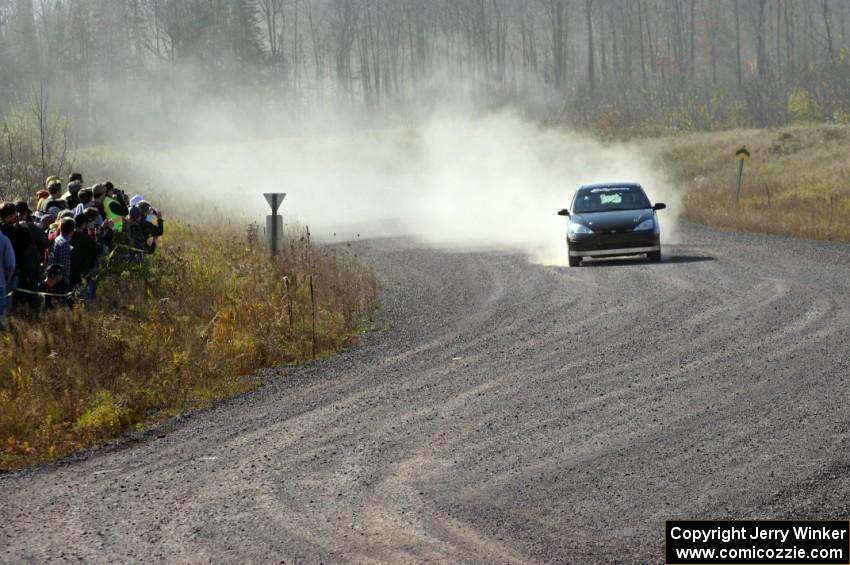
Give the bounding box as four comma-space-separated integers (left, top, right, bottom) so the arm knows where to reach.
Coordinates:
0, 222, 379, 469
652, 124, 850, 242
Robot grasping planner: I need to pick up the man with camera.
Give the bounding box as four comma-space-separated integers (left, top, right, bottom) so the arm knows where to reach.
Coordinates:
128, 200, 164, 254
94, 183, 129, 237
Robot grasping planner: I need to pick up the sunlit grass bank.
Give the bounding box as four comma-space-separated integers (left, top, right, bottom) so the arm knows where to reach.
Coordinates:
0, 223, 379, 469
652, 124, 850, 242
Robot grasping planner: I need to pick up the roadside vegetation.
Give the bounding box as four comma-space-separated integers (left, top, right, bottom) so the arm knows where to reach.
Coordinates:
654, 124, 850, 243
0, 220, 379, 469
0, 91, 380, 470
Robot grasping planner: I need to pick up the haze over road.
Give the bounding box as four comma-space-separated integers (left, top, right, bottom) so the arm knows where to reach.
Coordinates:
2, 223, 850, 563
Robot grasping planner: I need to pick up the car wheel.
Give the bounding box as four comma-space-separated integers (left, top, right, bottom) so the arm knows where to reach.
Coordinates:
648, 250, 662, 263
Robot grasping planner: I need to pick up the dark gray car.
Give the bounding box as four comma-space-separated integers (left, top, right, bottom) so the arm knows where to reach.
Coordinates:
557, 181, 666, 267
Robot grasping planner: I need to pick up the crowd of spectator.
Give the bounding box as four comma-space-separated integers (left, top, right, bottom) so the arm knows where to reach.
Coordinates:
0, 173, 165, 322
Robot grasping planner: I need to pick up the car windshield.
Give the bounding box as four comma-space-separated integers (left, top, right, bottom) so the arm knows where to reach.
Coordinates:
572, 186, 651, 213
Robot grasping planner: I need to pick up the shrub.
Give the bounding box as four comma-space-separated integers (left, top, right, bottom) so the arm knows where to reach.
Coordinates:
0, 222, 379, 469
788, 90, 815, 124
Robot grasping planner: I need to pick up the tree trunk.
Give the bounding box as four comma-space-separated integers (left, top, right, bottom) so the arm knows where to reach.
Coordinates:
638, 0, 647, 90
823, 0, 836, 65
785, 0, 795, 78
551, 0, 566, 90
585, 0, 595, 96
689, 0, 696, 83
735, 0, 742, 86
775, 0, 782, 77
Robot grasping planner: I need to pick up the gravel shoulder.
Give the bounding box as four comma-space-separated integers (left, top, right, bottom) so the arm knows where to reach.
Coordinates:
3, 223, 850, 563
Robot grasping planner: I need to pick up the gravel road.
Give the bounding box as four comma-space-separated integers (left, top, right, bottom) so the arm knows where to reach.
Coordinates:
3, 222, 850, 564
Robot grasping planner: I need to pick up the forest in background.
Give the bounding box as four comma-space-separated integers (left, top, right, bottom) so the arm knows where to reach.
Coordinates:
0, 0, 849, 147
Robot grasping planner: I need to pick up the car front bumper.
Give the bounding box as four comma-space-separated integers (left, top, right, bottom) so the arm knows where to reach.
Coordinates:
567, 232, 660, 257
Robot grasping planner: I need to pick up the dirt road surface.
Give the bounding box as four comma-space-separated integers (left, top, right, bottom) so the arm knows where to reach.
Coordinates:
3, 223, 850, 563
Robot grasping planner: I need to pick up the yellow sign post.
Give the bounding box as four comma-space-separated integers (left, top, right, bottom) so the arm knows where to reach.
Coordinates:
735, 146, 750, 204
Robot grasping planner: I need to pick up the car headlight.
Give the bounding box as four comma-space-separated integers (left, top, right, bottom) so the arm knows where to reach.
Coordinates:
568, 222, 593, 235
634, 218, 655, 231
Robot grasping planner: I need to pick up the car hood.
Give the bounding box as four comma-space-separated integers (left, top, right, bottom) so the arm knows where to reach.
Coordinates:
571, 209, 654, 231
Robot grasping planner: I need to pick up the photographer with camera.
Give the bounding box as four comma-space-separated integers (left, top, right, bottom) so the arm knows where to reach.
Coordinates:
128, 200, 164, 254
96, 182, 129, 237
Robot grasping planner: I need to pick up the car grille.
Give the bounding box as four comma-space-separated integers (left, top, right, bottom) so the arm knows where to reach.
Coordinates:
596, 227, 634, 234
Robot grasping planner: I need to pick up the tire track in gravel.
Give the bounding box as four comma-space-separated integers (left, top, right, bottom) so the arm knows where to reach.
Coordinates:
3, 222, 850, 563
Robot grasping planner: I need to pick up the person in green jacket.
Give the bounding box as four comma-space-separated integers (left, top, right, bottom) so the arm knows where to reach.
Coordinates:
93, 183, 128, 237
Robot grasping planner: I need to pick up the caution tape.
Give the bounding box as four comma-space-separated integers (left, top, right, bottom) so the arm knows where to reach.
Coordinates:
113, 244, 151, 255
101, 244, 150, 265
11, 287, 75, 299
3, 244, 152, 300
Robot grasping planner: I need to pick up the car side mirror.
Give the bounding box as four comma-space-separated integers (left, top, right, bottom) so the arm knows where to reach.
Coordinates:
557, 209, 570, 217
653, 203, 667, 211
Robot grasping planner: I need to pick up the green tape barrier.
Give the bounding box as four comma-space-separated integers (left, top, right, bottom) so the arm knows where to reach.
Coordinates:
11, 287, 74, 299
4, 244, 152, 301
113, 244, 151, 255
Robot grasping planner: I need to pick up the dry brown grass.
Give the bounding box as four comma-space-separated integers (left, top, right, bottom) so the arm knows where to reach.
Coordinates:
0, 222, 379, 469
649, 124, 850, 242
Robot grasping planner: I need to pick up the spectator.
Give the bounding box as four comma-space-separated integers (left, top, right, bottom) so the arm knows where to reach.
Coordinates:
92, 183, 107, 209
129, 201, 164, 253
91, 185, 115, 251
73, 187, 94, 216
126, 207, 144, 249
16, 201, 47, 259
41, 179, 66, 212
35, 189, 50, 212
94, 184, 121, 228
0, 230, 13, 322
0, 202, 32, 307
14, 201, 47, 306
39, 264, 71, 310
44, 210, 73, 262
84, 207, 104, 299
69, 172, 83, 185
34, 212, 57, 250
84, 207, 99, 239
35, 212, 56, 232
102, 183, 129, 235
41, 176, 60, 207
70, 213, 101, 291
48, 218, 74, 286
92, 183, 106, 205
64, 180, 82, 209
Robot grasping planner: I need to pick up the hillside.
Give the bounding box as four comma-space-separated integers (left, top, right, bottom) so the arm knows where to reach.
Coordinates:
650, 124, 850, 243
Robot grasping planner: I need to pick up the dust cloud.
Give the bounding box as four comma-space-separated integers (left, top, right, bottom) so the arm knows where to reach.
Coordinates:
122, 110, 680, 265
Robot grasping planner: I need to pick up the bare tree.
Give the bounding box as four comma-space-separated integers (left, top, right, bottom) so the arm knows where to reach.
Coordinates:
585, 0, 595, 96
29, 81, 70, 182
257, 0, 285, 71
541, 0, 567, 90
3, 0, 850, 139
734, 0, 742, 86
822, 0, 835, 65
